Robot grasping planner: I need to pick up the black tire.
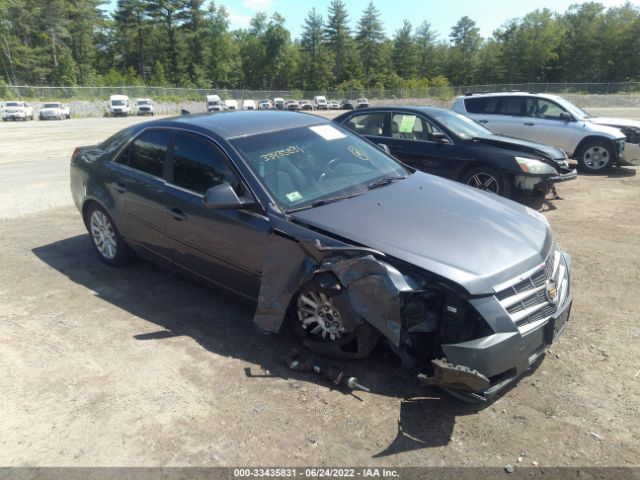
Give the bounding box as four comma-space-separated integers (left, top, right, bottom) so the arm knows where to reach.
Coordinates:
575, 139, 615, 173
461, 166, 511, 197
288, 278, 380, 360
85, 203, 133, 267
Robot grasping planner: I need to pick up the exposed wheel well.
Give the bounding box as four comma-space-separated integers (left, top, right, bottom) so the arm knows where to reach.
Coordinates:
572, 136, 618, 160
81, 199, 101, 229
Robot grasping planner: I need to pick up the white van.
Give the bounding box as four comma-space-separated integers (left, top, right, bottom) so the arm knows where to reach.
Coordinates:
314, 95, 328, 110
243, 99, 256, 110
206, 94, 222, 112
225, 99, 238, 110
109, 95, 130, 116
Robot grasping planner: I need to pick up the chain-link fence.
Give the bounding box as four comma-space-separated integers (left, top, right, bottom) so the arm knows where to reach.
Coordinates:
2, 82, 640, 102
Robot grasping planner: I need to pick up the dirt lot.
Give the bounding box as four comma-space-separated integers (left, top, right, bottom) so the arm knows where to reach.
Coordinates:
0, 112, 639, 468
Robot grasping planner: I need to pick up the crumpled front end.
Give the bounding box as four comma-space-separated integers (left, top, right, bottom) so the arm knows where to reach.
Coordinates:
254, 222, 572, 400
253, 224, 572, 401
426, 244, 573, 401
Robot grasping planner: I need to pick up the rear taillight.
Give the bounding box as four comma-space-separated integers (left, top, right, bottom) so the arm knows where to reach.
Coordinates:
71, 147, 80, 164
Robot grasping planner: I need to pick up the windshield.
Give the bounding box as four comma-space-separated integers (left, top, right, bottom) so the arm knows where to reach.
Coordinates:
5, 102, 20, 107
137, 100, 151, 105
43, 103, 60, 108
553, 97, 591, 119
430, 109, 493, 139
111, 100, 126, 106
231, 124, 408, 212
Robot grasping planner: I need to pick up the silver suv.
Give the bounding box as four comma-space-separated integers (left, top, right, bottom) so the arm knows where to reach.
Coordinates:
453, 92, 639, 173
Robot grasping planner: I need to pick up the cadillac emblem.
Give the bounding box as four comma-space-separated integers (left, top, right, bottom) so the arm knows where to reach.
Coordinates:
545, 279, 558, 305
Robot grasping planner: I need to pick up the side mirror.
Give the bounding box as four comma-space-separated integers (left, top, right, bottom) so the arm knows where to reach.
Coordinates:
203, 183, 254, 209
559, 111, 573, 122
377, 143, 391, 154
429, 131, 449, 143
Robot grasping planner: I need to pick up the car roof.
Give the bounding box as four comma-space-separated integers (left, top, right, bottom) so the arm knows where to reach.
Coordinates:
340, 105, 449, 116
459, 91, 561, 100
149, 110, 328, 139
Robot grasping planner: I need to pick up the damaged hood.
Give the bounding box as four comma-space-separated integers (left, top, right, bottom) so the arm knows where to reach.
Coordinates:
588, 116, 640, 131
472, 134, 567, 161
291, 172, 552, 295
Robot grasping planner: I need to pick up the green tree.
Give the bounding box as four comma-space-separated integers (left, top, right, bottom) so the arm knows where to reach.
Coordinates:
392, 20, 417, 78
448, 16, 482, 85
414, 21, 437, 78
324, 0, 351, 85
355, 1, 384, 78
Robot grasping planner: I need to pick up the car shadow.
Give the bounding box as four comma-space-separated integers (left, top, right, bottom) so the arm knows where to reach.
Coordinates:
607, 166, 637, 178
32, 234, 486, 455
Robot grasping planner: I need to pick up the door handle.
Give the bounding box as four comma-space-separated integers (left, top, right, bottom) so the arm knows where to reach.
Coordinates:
166, 207, 187, 221
477, 119, 488, 124
524, 122, 535, 126
111, 182, 127, 193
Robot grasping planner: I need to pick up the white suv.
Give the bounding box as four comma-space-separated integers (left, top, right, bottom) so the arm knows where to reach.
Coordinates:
2, 101, 34, 121
453, 92, 639, 173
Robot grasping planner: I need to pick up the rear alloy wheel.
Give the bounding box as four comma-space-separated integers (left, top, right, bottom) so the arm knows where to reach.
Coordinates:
576, 140, 614, 173
290, 281, 379, 360
462, 166, 510, 197
87, 204, 132, 267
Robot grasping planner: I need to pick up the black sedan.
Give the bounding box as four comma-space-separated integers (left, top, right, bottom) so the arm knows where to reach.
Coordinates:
334, 106, 576, 206
70, 111, 572, 401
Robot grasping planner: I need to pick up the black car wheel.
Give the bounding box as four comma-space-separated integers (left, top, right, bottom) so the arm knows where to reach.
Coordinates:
86, 203, 133, 267
289, 279, 379, 360
576, 140, 614, 173
462, 166, 510, 197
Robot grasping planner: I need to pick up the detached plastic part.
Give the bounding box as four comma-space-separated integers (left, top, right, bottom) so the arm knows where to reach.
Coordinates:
418, 358, 490, 394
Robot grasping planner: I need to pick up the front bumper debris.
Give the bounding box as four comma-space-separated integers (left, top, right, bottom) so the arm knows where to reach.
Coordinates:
620, 142, 640, 166
549, 168, 578, 182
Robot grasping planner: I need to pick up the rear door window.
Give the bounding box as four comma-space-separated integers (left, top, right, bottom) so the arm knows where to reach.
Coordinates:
117, 131, 170, 177
497, 97, 524, 116
343, 113, 386, 136
171, 133, 240, 195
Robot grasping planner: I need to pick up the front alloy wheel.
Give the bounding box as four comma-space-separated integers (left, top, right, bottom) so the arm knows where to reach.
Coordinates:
290, 280, 379, 360
297, 290, 346, 341
462, 166, 510, 197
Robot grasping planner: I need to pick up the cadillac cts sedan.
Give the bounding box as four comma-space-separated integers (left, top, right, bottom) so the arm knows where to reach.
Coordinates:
70, 111, 572, 401
335, 106, 576, 207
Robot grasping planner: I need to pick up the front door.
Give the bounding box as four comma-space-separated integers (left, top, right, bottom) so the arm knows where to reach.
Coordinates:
162, 132, 270, 299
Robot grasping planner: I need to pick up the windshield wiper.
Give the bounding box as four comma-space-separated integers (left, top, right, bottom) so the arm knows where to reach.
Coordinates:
367, 175, 407, 190
286, 192, 363, 213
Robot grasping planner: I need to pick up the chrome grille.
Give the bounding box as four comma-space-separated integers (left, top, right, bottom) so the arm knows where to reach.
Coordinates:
495, 245, 569, 331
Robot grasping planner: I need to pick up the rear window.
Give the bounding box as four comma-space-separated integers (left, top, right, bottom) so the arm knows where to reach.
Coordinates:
464, 97, 487, 114
497, 97, 523, 116
5, 102, 20, 107
43, 103, 60, 108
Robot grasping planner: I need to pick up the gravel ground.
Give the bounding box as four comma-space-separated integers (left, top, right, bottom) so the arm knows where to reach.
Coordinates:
0, 112, 639, 468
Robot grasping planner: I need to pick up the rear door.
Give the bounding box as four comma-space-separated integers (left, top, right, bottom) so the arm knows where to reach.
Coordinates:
162, 132, 270, 299
106, 130, 173, 266
466, 96, 526, 138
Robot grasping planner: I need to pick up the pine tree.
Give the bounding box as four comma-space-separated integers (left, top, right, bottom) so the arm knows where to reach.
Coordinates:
325, 0, 351, 84
355, 1, 384, 78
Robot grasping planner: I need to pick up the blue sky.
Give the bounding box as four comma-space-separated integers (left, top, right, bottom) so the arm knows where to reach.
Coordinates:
106, 0, 633, 40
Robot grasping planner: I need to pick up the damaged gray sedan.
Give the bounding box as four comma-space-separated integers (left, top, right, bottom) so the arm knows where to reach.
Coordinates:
70, 111, 573, 401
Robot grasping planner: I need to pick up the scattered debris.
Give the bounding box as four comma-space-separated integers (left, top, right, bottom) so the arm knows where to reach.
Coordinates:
253, 404, 264, 413
505, 464, 515, 473
589, 431, 604, 441
517, 456, 523, 463
532, 461, 539, 466
284, 349, 370, 393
